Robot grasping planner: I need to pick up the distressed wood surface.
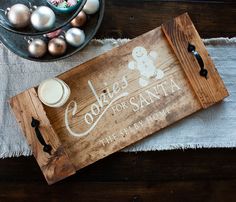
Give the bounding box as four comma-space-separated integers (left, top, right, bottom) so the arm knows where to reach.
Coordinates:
9, 88, 76, 184
52, 25, 201, 171
97, 0, 236, 39
10, 14, 228, 184
162, 13, 229, 108
1, 149, 236, 201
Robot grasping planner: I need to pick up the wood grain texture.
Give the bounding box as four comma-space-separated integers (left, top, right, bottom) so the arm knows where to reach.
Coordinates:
162, 13, 229, 108
2, 181, 236, 202
1, 149, 236, 202
9, 14, 228, 184
51, 25, 201, 172
96, 0, 236, 38
9, 88, 76, 185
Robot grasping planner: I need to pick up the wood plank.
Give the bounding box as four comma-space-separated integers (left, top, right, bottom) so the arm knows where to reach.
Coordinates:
1, 149, 236, 201
1, 180, 236, 202
9, 88, 76, 185
162, 13, 229, 108
1, 149, 236, 182
96, 0, 236, 38
0, 149, 236, 202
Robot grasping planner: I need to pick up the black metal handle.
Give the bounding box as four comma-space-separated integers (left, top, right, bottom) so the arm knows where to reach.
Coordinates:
188, 43, 208, 79
31, 117, 52, 155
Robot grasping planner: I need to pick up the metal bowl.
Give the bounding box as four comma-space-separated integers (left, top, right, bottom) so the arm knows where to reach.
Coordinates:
0, 0, 87, 36
0, 0, 104, 62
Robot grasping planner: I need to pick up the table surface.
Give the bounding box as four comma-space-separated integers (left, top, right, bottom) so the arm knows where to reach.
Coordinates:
1, 0, 236, 201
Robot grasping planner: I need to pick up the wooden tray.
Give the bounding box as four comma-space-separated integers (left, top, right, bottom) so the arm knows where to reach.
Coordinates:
9, 13, 229, 185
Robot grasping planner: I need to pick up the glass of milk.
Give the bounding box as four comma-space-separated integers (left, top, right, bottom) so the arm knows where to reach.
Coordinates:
38, 78, 71, 108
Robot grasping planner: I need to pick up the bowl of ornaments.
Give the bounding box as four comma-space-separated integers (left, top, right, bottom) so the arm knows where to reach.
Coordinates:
0, 0, 104, 62
48, 0, 84, 13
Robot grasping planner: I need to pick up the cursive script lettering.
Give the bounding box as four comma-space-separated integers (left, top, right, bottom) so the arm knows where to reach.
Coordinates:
65, 76, 129, 137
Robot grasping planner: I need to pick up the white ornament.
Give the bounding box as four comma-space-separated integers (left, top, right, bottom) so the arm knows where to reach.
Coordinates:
7, 4, 31, 28
65, 28, 85, 47
128, 46, 164, 87
83, 0, 100, 15
31, 6, 56, 31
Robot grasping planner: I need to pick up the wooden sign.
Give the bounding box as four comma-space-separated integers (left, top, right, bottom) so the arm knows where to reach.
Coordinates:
9, 13, 228, 185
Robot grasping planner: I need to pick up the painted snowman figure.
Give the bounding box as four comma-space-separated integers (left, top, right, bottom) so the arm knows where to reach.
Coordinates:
128, 46, 164, 87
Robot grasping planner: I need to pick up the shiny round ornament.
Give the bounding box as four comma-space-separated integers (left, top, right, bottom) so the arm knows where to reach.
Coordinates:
83, 0, 99, 15
70, 11, 87, 27
28, 39, 47, 58
65, 28, 85, 47
31, 6, 56, 31
7, 4, 31, 28
48, 37, 67, 56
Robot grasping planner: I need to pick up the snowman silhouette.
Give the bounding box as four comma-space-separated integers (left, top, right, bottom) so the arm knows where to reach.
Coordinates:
128, 46, 164, 87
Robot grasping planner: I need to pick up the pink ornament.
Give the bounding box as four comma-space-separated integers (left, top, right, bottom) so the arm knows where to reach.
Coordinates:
67, 0, 78, 7
46, 29, 62, 38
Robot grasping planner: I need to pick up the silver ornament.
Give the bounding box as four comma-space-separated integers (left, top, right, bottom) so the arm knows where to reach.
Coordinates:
31, 6, 56, 31
7, 4, 31, 28
83, 0, 100, 15
28, 39, 47, 58
65, 28, 85, 47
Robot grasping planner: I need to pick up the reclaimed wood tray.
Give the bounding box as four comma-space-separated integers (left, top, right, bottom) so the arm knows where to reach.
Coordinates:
9, 13, 229, 185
